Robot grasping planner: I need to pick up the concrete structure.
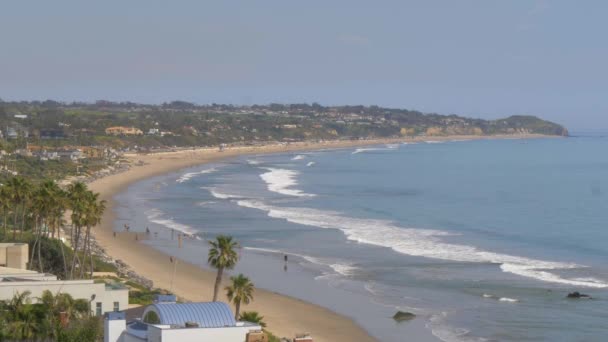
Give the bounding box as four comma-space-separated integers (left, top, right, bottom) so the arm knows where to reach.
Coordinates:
0, 244, 127, 316
0, 243, 28, 269
105, 296, 262, 342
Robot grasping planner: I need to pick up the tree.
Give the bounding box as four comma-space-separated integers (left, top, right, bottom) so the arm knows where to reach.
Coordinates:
207, 235, 239, 301
0, 186, 11, 238
225, 273, 254, 319
239, 311, 266, 328
5, 177, 32, 239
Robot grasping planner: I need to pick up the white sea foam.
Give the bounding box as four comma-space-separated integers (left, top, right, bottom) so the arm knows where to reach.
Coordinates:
429, 312, 488, 342
205, 187, 242, 200
385, 143, 400, 149
482, 294, 519, 303
145, 208, 199, 237
292, 155, 306, 160
246, 159, 261, 165
259, 168, 316, 197
176, 168, 217, 183
235, 200, 608, 288
329, 263, 358, 276
498, 297, 519, 303
306, 162, 316, 167
425, 140, 445, 144
352, 147, 396, 154
196, 201, 217, 206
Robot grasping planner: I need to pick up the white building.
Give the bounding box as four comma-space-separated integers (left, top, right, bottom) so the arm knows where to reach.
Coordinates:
105, 296, 263, 342
0, 243, 128, 316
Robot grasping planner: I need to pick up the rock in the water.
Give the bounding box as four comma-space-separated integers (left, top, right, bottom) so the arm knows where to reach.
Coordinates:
567, 291, 592, 299
392, 311, 416, 322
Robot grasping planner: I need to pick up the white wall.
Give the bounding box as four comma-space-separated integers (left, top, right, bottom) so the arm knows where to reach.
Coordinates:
0, 279, 128, 315
147, 324, 262, 342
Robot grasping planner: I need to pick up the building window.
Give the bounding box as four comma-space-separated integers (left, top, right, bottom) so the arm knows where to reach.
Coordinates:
96, 302, 102, 316
113, 301, 119, 312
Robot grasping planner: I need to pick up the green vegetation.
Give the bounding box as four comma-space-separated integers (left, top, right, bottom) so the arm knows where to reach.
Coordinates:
225, 274, 255, 320
0, 290, 102, 341
208, 235, 240, 302
0, 100, 568, 155
0, 177, 108, 280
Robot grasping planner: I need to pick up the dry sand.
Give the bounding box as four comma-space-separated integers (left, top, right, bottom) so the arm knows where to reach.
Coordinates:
88, 135, 553, 341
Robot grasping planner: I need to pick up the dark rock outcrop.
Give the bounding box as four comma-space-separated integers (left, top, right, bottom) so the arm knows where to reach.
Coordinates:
567, 291, 592, 299
392, 311, 416, 322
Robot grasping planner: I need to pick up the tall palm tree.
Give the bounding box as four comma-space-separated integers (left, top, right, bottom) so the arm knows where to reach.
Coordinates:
0, 186, 11, 238
239, 311, 266, 328
82, 192, 105, 278
6, 177, 32, 239
225, 273, 255, 319
207, 235, 239, 301
67, 182, 89, 279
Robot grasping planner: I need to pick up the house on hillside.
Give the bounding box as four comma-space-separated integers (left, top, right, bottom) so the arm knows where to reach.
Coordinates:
39, 129, 68, 139
105, 126, 143, 136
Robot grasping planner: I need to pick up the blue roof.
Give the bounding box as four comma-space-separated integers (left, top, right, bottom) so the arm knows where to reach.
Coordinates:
150, 302, 236, 328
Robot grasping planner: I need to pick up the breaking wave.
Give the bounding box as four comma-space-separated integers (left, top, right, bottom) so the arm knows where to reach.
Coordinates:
259, 168, 316, 197
352, 147, 397, 154
235, 200, 608, 288
292, 155, 306, 160
204, 187, 243, 200
176, 168, 217, 183
145, 208, 199, 238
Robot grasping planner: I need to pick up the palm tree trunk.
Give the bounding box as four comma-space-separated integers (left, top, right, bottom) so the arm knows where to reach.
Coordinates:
37, 232, 43, 272
70, 226, 81, 279
57, 222, 68, 279
12, 209, 18, 240
2, 208, 7, 238
213, 267, 224, 301
30, 218, 39, 270
80, 227, 90, 279
20, 203, 26, 236
88, 227, 94, 278
235, 301, 241, 320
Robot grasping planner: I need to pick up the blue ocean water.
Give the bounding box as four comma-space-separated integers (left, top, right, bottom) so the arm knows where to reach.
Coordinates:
115, 136, 608, 342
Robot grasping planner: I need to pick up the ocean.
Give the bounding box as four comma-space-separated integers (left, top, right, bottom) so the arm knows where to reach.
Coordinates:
114, 136, 608, 342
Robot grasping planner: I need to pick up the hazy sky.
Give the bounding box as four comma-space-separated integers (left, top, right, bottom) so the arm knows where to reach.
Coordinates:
1, 1, 606, 130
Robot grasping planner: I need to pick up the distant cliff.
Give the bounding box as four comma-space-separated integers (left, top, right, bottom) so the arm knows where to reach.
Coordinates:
485, 115, 568, 136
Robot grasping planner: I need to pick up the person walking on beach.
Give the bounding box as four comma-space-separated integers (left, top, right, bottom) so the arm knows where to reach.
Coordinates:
146, 226, 150, 235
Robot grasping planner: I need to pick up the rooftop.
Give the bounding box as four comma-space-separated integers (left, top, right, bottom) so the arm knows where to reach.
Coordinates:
144, 302, 236, 328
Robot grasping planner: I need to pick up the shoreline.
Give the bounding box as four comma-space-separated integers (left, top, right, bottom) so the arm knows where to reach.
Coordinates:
88, 134, 555, 341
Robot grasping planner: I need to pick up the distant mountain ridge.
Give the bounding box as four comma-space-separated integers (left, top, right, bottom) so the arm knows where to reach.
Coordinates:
0, 100, 568, 150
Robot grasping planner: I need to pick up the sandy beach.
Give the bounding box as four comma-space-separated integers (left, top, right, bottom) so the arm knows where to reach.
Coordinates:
88, 135, 552, 341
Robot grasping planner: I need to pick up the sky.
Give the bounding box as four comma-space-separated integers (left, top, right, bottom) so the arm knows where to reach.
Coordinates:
0, 1, 606, 131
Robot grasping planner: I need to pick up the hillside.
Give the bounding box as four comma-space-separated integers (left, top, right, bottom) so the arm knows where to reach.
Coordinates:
0, 101, 568, 152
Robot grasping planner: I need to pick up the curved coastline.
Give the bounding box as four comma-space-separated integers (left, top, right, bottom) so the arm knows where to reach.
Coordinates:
88, 135, 553, 341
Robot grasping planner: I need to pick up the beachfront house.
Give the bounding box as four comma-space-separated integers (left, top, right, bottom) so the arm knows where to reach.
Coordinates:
104, 295, 264, 342
0, 243, 128, 316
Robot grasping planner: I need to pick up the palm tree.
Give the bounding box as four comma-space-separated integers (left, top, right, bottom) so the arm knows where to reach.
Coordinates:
82, 192, 105, 278
225, 273, 255, 319
0, 186, 11, 238
239, 311, 266, 328
67, 182, 89, 279
6, 177, 32, 239
207, 235, 239, 301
